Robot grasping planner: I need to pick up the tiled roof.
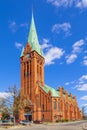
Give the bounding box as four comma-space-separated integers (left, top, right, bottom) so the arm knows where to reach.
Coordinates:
40, 84, 60, 97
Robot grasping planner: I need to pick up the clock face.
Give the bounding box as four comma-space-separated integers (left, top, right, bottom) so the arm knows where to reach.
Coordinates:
26, 54, 30, 58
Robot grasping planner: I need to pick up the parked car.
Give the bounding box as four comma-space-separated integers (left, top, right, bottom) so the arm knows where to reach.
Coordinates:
20, 120, 30, 125
2, 120, 14, 125
2, 120, 9, 123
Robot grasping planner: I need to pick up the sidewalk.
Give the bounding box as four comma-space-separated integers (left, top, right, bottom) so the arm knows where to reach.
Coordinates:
0, 128, 6, 130
0, 125, 23, 130
0, 124, 31, 130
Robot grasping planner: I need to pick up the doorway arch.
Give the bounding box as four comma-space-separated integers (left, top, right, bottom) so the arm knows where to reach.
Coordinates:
24, 106, 32, 121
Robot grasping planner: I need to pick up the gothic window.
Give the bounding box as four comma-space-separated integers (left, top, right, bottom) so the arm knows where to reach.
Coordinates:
27, 83, 29, 95
40, 66, 42, 76
58, 100, 60, 112
48, 97, 50, 102
60, 101, 63, 111
37, 65, 39, 73
45, 96, 47, 110
24, 63, 26, 78
24, 63, 28, 77
42, 104, 44, 111
24, 72, 27, 77
42, 104, 44, 112
54, 100, 57, 109
37, 65, 40, 81
66, 103, 68, 111
40, 91, 41, 106
30, 61, 31, 75
24, 83, 26, 94
27, 62, 29, 76
40, 66, 42, 82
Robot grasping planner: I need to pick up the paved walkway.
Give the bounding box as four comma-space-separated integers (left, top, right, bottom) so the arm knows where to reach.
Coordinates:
0, 121, 87, 130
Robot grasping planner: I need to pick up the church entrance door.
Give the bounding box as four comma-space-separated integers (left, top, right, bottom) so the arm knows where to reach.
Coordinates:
24, 107, 32, 121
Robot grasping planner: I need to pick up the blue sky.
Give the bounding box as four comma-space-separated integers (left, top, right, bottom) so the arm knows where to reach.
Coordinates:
0, 0, 87, 112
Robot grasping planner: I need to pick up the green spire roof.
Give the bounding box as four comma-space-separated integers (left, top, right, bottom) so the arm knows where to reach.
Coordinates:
20, 47, 24, 57
28, 12, 43, 56
20, 11, 43, 58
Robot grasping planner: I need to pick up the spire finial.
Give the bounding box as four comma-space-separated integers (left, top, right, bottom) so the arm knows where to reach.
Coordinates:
32, 5, 33, 13
32, 5, 34, 18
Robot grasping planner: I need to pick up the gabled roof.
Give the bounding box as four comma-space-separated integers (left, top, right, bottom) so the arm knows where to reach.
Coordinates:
40, 84, 60, 97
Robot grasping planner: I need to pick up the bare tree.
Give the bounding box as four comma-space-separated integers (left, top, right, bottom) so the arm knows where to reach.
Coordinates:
0, 98, 5, 111
4, 85, 20, 120
0, 98, 10, 120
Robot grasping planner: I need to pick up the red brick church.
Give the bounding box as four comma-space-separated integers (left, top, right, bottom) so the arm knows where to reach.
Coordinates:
19, 12, 82, 122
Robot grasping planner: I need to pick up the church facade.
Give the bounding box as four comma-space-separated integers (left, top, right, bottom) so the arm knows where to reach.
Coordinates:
19, 12, 82, 122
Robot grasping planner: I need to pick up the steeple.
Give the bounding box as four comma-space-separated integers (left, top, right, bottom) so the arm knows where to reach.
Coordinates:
20, 47, 24, 57
28, 11, 43, 56
20, 10, 43, 57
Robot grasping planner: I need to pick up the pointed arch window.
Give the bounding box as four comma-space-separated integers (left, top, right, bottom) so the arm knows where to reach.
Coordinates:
54, 100, 57, 109
58, 100, 61, 112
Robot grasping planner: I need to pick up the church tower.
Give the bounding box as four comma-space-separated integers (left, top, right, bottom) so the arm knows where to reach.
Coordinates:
20, 12, 45, 102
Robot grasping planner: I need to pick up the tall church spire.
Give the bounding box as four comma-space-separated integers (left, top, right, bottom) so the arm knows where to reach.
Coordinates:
20, 10, 43, 58
28, 11, 43, 56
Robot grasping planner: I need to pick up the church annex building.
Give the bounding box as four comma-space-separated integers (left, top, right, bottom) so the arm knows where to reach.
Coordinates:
19, 12, 82, 122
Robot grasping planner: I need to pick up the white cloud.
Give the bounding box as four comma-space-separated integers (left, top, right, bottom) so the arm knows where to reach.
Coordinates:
47, 0, 87, 8
65, 80, 76, 86
82, 104, 87, 107
45, 47, 64, 65
83, 56, 87, 66
40, 38, 52, 50
77, 83, 87, 90
84, 56, 87, 59
65, 82, 70, 85
15, 42, 23, 49
72, 39, 84, 53
9, 21, 28, 32
41, 38, 64, 65
74, 74, 87, 91
66, 39, 85, 64
47, 0, 76, 7
79, 74, 87, 82
81, 95, 87, 100
9, 21, 17, 32
76, 0, 87, 8
20, 23, 28, 28
0, 92, 12, 99
52, 22, 71, 36
66, 54, 77, 64
83, 60, 87, 66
